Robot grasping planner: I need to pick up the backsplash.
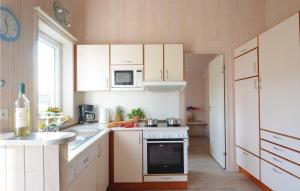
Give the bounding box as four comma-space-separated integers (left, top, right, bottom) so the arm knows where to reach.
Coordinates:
79, 91, 181, 120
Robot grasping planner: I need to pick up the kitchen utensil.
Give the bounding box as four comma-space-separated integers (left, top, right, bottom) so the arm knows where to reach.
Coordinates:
166, 118, 178, 126
146, 118, 158, 127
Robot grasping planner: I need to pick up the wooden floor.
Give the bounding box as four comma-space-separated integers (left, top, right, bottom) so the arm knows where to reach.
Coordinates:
179, 136, 261, 191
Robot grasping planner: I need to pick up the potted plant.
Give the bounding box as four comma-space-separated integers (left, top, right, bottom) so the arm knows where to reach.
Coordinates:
127, 108, 145, 122
114, 106, 123, 122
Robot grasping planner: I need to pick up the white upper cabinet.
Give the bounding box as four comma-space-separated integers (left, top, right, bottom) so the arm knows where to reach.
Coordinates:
76, 45, 110, 91
144, 44, 164, 81
234, 37, 258, 58
114, 131, 143, 183
234, 49, 258, 80
164, 44, 184, 81
259, 13, 300, 138
235, 77, 259, 156
111, 44, 143, 65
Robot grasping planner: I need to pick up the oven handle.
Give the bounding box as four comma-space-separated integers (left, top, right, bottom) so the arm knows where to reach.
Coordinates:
147, 140, 185, 143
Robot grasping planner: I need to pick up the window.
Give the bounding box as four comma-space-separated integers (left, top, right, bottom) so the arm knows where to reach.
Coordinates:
37, 34, 62, 113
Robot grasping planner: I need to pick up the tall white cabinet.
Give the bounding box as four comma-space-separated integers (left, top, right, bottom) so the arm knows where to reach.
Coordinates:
234, 37, 260, 179
235, 12, 300, 190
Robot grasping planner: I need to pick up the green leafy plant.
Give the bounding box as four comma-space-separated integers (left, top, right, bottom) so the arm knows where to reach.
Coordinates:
127, 108, 145, 120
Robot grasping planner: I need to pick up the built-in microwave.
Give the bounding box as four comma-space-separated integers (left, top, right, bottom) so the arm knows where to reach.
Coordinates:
111, 65, 143, 89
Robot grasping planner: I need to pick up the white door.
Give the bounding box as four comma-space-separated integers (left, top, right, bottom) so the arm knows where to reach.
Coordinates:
208, 54, 226, 168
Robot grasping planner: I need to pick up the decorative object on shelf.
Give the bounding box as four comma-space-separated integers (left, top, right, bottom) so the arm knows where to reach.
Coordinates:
114, 105, 123, 122
127, 108, 145, 122
0, 6, 20, 42
186, 106, 201, 123
52, 0, 71, 28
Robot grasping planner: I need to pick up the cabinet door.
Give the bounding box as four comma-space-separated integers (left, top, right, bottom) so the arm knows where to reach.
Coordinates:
259, 13, 300, 138
235, 77, 259, 156
236, 147, 260, 179
234, 49, 258, 80
144, 44, 164, 81
114, 131, 143, 183
77, 45, 109, 91
234, 37, 257, 58
111, 45, 143, 65
164, 44, 183, 81
97, 134, 109, 191
68, 157, 98, 191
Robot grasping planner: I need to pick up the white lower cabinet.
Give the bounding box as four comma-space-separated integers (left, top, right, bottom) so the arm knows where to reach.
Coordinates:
68, 157, 98, 191
236, 147, 260, 179
261, 160, 300, 191
114, 131, 143, 183
97, 133, 109, 191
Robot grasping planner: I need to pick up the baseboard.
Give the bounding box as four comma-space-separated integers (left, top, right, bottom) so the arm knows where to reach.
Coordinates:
108, 182, 188, 190
239, 167, 271, 191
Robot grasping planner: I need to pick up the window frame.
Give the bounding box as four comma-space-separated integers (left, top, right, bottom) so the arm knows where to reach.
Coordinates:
37, 32, 62, 112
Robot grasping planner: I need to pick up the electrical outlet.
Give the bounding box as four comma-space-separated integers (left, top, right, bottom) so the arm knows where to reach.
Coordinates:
0, 109, 8, 120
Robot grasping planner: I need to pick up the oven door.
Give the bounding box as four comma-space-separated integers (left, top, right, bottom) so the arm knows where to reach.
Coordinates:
144, 139, 188, 174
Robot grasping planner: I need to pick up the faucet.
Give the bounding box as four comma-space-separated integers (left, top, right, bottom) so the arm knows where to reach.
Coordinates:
45, 119, 67, 132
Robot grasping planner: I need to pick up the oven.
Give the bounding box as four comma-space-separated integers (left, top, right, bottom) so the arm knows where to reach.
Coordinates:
143, 130, 188, 175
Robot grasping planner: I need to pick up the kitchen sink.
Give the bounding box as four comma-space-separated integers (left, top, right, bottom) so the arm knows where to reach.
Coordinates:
66, 128, 104, 150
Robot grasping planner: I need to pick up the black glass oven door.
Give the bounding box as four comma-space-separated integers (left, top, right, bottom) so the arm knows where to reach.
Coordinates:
147, 140, 184, 174
114, 70, 134, 85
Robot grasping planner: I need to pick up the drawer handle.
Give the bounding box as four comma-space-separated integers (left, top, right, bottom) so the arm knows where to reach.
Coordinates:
272, 168, 283, 174
273, 135, 283, 140
273, 146, 283, 152
273, 157, 283, 163
254, 79, 258, 90
243, 151, 249, 156
122, 60, 132, 63
83, 157, 89, 165
161, 177, 171, 180
241, 49, 248, 53
253, 62, 257, 73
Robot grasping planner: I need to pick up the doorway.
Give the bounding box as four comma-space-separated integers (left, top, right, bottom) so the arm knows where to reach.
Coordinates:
184, 53, 226, 168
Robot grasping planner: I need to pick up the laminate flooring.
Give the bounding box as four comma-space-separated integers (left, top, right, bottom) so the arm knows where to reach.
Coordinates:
183, 136, 261, 191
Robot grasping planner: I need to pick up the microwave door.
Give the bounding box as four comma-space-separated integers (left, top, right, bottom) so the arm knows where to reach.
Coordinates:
114, 70, 134, 87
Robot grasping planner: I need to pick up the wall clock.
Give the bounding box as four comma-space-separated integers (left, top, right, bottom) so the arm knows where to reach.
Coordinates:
0, 6, 20, 42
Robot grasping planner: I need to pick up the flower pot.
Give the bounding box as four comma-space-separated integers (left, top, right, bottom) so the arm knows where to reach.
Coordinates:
132, 116, 140, 123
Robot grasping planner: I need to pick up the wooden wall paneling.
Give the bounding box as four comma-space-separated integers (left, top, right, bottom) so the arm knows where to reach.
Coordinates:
25, 146, 44, 191
6, 146, 25, 191
44, 145, 60, 191
0, 146, 6, 191
264, 0, 300, 30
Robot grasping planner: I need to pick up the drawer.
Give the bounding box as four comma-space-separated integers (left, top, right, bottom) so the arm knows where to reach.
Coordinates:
144, 175, 188, 182
261, 140, 300, 164
76, 143, 98, 175
236, 147, 260, 179
261, 160, 300, 191
234, 37, 258, 57
261, 130, 300, 152
261, 150, 300, 178
234, 49, 258, 80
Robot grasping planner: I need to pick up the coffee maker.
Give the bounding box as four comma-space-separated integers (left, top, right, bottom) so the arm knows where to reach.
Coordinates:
79, 104, 96, 124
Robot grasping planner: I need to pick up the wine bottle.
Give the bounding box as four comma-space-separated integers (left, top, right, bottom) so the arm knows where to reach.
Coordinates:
14, 83, 30, 136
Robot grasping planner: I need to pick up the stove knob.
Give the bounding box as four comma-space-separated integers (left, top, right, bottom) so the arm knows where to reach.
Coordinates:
177, 134, 181, 138
152, 135, 156, 138
163, 135, 167, 138
167, 135, 170, 138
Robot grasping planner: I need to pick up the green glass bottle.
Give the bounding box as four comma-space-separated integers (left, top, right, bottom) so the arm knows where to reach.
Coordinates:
14, 83, 30, 136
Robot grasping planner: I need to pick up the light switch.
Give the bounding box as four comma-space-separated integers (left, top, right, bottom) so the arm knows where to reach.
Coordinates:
0, 109, 8, 120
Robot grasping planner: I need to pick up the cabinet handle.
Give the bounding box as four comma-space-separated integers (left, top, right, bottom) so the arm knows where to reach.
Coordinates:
98, 144, 102, 158
83, 157, 89, 165
272, 168, 283, 174
273, 157, 283, 163
160, 177, 171, 180
258, 78, 262, 90
273, 146, 283, 152
253, 62, 257, 73
243, 151, 249, 156
273, 135, 283, 140
241, 48, 248, 53
166, 69, 169, 79
122, 60, 132, 63
160, 70, 163, 80
106, 78, 109, 89
254, 79, 258, 90
139, 132, 142, 145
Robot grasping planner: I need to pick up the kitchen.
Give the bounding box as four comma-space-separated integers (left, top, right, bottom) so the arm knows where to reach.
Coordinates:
0, 0, 300, 191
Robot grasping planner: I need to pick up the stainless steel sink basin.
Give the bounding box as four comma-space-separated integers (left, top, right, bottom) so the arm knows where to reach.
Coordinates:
65, 128, 104, 150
